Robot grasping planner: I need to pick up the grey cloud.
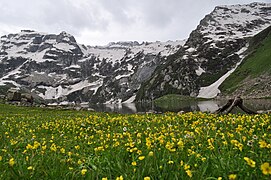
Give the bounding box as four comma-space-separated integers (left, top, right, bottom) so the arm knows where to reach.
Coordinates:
0, 0, 270, 45
40, 0, 110, 35
98, 0, 135, 25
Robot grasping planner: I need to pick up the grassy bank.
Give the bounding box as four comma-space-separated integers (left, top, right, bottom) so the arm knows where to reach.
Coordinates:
0, 104, 271, 179
220, 26, 271, 94
154, 94, 206, 112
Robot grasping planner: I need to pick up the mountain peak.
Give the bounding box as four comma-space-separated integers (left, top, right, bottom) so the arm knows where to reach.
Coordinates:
21, 30, 36, 33
106, 41, 140, 47
56, 31, 76, 43
138, 2, 271, 100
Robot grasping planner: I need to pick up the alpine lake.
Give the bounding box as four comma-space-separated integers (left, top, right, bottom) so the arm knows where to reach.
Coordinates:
87, 98, 271, 114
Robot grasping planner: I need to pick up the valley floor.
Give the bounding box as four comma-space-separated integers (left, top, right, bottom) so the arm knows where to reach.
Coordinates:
0, 104, 271, 179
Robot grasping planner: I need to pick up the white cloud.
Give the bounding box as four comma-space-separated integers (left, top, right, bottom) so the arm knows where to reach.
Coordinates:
0, 0, 270, 45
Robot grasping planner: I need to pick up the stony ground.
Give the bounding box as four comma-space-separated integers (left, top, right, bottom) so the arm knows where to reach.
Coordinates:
225, 73, 271, 99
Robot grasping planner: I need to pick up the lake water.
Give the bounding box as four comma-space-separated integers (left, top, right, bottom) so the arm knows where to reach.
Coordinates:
88, 99, 271, 114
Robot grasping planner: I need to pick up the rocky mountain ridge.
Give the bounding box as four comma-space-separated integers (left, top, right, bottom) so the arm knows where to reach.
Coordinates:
138, 2, 271, 100
0, 30, 184, 104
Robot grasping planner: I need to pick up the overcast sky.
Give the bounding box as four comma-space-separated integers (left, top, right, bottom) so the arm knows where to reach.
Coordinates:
0, 0, 270, 45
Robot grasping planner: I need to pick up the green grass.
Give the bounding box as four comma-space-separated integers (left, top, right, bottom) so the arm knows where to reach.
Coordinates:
154, 94, 197, 111
0, 104, 271, 179
154, 94, 196, 103
154, 94, 207, 112
220, 27, 271, 93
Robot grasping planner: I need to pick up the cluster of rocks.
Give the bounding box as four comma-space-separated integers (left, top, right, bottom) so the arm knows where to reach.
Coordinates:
5, 88, 34, 106
2, 88, 95, 111
229, 74, 271, 99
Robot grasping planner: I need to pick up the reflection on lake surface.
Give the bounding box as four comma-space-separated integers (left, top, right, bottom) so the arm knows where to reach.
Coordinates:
88, 99, 271, 114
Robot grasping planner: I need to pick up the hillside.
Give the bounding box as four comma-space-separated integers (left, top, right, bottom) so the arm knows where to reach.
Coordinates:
220, 25, 271, 98
138, 2, 271, 100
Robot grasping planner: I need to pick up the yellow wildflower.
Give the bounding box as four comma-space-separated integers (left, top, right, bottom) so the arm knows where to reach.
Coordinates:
138, 156, 145, 160
0, 156, 2, 161
131, 161, 137, 166
33, 141, 40, 149
148, 151, 154, 156
60, 148, 65, 154
9, 158, 15, 166
261, 162, 271, 175
228, 174, 237, 180
2, 149, 7, 152
81, 168, 87, 175
27, 166, 34, 170
184, 164, 190, 170
259, 140, 267, 148
116, 175, 124, 180
168, 160, 174, 164
26, 144, 33, 150
244, 157, 256, 168
50, 143, 57, 152
102, 178, 108, 180
144, 177, 151, 180
78, 160, 83, 165
75, 145, 80, 150
186, 170, 192, 178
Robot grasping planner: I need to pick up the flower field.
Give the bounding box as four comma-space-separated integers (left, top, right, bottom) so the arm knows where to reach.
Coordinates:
0, 104, 271, 179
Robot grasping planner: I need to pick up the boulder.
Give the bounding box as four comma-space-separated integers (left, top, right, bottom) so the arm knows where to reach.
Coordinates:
6, 88, 34, 104
21, 93, 34, 104
7, 89, 21, 101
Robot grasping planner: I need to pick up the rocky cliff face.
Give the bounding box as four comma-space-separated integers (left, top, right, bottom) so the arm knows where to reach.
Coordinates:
0, 30, 184, 104
138, 2, 271, 100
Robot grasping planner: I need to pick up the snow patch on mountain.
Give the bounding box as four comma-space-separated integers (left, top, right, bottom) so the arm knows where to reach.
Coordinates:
197, 44, 249, 98
202, 2, 271, 41
53, 43, 76, 52
85, 40, 185, 65
195, 66, 205, 76
38, 79, 103, 100
123, 95, 136, 103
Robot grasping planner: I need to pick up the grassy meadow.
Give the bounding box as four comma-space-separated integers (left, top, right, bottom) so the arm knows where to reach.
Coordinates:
0, 104, 271, 179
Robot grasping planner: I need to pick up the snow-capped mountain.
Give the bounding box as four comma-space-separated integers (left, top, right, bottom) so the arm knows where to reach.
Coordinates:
1, 2, 270, 104
138, 2, 271, 100
0, 30, 184, 103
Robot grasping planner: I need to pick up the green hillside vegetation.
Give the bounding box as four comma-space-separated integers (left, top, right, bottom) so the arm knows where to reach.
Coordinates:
154, 94, 209, 111
154, 94, 196, 111
154, 94, 196, 103
220, 26, 271, 93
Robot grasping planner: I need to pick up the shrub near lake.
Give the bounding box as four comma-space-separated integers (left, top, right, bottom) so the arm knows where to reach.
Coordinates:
0, 104, 271, 179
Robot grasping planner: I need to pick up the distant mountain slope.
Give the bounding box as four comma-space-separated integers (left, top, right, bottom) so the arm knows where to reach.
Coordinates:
138, 2, 271, 100
220, 25, 271, 98
0, 30, 184, 104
